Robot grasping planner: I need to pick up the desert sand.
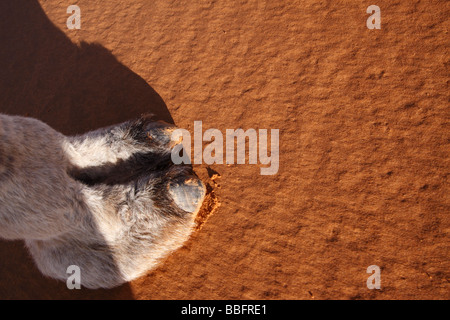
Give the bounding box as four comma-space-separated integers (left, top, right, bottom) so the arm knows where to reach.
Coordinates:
0, 0, 448, 299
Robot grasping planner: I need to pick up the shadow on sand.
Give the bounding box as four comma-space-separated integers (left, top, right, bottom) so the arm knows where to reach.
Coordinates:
0, 0, 173, 299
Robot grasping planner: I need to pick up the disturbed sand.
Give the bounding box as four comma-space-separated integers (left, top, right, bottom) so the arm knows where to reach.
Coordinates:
0, 0, 448, 299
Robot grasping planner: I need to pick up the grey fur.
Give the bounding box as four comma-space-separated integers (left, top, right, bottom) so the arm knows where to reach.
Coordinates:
0, 113, 205, 289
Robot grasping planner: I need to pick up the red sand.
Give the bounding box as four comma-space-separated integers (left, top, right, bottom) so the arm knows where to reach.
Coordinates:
0, 0, 448, 299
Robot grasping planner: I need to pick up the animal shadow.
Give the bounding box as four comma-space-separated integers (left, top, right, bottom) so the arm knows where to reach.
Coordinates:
0, 0, 173, 299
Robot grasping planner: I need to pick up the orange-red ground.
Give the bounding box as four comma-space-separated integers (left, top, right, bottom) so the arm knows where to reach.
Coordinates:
0, 0, 448, 299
